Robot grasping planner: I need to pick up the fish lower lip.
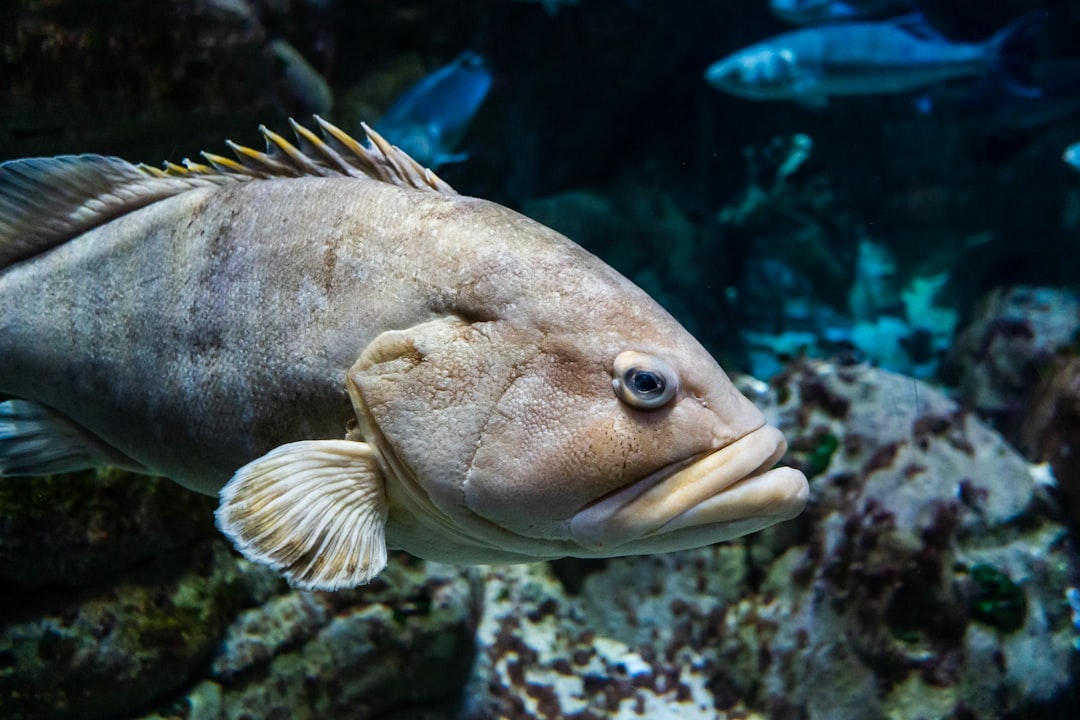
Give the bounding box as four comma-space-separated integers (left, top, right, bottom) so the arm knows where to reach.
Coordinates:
569, 425, 807, 551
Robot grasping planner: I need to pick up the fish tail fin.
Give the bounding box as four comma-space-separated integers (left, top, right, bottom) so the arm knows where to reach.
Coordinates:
988, 10, 1051, 99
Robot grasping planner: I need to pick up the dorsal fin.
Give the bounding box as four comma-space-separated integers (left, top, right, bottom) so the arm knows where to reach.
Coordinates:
0, 154, 240, 268
0, 118, 457, 269
156, 116, 457, 194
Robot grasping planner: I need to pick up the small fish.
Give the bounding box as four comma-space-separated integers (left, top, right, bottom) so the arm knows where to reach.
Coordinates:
376, 52, 492, 169
705, 13, 1042, 106
0, 119, 808, 591
769, 0, 914, 26
267, 39, 334, 119
1065, 141, 1080, 172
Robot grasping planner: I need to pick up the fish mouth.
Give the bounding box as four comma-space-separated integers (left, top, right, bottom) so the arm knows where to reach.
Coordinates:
569, 424, 809, 554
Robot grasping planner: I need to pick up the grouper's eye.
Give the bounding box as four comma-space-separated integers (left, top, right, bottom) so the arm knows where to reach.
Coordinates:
612, 351, 679, 410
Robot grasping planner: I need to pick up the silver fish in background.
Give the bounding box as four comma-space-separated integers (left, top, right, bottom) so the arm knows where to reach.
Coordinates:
0, 119, 808, 591
705, 12, 1042, 106
769, 0, 914, 26
1066, 141, 1080, 171
376, 51, 492, 168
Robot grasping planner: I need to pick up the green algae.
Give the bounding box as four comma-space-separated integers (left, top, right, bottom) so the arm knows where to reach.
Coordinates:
967, 564, 1027, 633
805, 431, 839, 479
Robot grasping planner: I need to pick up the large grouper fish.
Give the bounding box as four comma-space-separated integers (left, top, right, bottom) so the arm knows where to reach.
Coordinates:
0, 118, 808, 590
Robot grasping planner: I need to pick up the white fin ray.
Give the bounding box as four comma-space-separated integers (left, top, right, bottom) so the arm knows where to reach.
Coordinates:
215, 439, 389, 591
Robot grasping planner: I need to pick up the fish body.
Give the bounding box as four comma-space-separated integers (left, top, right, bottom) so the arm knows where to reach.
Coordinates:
769, 0, 913, 26
0, 120, 807, 590
376, 52, 492, 168
1066, 141, 1080, 171
705, 14, 1026, 104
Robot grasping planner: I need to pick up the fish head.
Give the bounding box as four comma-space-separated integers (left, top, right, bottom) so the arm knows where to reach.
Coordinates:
705, 44, 804, 100
346, 216, 808, 563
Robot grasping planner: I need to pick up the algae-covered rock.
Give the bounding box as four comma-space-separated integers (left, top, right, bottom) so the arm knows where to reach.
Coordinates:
0, 466, 478, 720
145, 556, 480, 720
724, 360, 1076, 719
945, 285, 1080, 432
1021, 353, 1080, 541
0, 468, 217, 589
0, 540, 249, 720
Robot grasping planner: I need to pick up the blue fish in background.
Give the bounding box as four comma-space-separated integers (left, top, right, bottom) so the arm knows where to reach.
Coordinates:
1066, 141, 1080, 172
769, 0, 914, 26
705, 12, 1044, 106
375, 51, 493, 169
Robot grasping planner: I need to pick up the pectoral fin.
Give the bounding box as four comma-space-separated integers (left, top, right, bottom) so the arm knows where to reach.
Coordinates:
215, 440, 389, 591
0, 399, 147, 476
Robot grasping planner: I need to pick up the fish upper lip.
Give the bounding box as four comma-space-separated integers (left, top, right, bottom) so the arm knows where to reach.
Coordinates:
569, 424, 804, 551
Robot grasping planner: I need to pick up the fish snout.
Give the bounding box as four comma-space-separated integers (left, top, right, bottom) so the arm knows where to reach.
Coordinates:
704, 58, 746, 91
705, 48, 798, 97
569, 424, 808, 554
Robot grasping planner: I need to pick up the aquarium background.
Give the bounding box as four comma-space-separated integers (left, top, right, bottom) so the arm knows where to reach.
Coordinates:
1, 0, 1079, 718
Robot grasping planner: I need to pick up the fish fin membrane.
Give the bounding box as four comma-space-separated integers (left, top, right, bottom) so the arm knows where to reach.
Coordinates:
216, 439, 389, 591
0, 118, 455, 269
0, 399, 145, 476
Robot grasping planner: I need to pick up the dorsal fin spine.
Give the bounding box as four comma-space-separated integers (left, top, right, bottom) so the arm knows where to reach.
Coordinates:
0, 118, 458, 269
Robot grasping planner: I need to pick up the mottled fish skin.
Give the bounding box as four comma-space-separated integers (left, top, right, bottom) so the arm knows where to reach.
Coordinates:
0, 121, 808, 589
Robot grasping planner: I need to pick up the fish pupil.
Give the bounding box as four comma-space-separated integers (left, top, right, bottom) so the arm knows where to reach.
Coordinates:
631, 370, 662, 395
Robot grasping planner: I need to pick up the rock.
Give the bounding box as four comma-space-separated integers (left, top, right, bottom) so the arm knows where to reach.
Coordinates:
945, 286, 1080, 437
0, 468, 216, 589
1021, 354, 1080, 539
142, 556, 480, 720
0, 540, 249, 720
0, 0, 273, 161
461, 361, 1077, 718
465, 560, 747, 719
0, 464, 478, 720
